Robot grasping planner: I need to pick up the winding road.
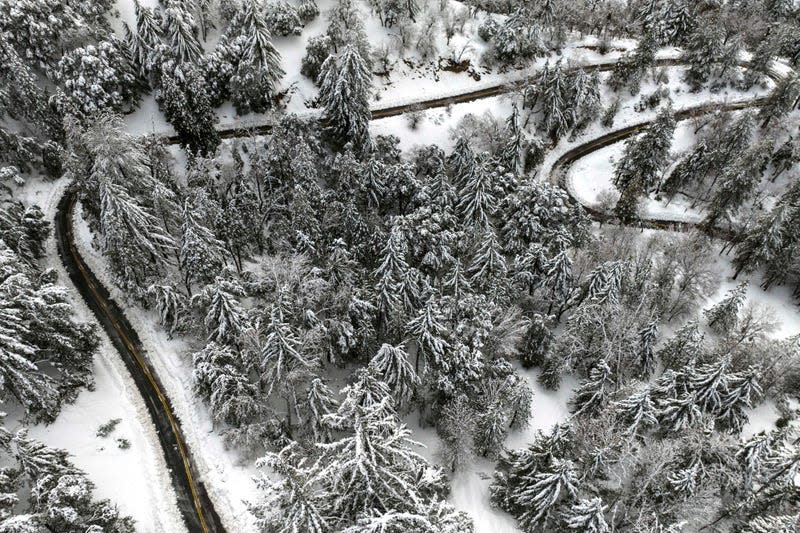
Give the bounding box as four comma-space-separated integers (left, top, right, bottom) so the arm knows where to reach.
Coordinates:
55, 55, 789, 532
54, 191, 224, 533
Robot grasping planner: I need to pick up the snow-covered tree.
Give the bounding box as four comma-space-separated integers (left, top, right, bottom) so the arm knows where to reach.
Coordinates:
54, 40, 141, 119
703, 140, 772, 229
191, 275, 247, 344
613, 106, 676, 208
157, 63, 219, 155
253, 446, 329, 533
221, 0, 286, 114
369, 343, 419, 410
0, 426, 134, 532
563, 497, 609, 532
458, 163, 497, 228
302, 377, 339, 442
517, 458, 579, 530
162, 5, 203, 63
636, 319, 659, 377
97, 179, 175, 293
318, 45, 372, 149
703, 282, 747, 335
179, 200, 226, 293
570, 359, 614, 416
146, 284, 187, 336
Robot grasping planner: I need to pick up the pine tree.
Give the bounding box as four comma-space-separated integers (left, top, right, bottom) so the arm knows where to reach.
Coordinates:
570, 359, 614, 416
613, 106, 676, 202
448, 137, 476, 191
146, 284, 187, 335
703, 141, 772, 229
316, 403, 434, 518
163, 5, 203, 63
563, 497, 609, 532
226, 0, 285, 114
468, 226, 507, 289
374, 226, 408, 328
636, 319, 659, 377
758, 73, 800, 128
703, 282, 747, 335
128, 0, 163, 76
739, 515, 800, 533
517, 458, 579, 530
318, 45, 372, 149
657, 391, 701, 432
98, 179, 175, 292
369, 343, 418, 410
156, 63, 220, 155
191, 276, 247, 344
54, 40, 141, 119
543, 250, 573, 312
406, 297, 449, 373
458, 162, 497, 228
179, 200, 226, 293
303, 377, 339, 442
253, 447, 329, 533
260, 307, 317, 395
614, 385, 658, 436
501, 104, 524, 172
657, 320, 704, 369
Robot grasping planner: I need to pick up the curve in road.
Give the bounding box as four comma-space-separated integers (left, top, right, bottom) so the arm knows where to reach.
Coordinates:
54, 190, 225, 533
550, 97, 773, 240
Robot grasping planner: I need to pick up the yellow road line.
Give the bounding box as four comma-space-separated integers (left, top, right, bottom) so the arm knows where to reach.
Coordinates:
65, 195, 210, 533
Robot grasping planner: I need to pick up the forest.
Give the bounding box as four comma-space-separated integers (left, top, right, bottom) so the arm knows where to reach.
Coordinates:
0, 0, 798, 531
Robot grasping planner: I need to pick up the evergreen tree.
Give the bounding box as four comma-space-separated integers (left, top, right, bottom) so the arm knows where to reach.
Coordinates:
369, 343, 418, 410
318, 45, 372, 149
703, 282, 747, 335
128, 0, 163, 76
657, 320, 704, 369
374, 226, 408, 328
253, 447, 329, 533
458, 162, 497, 228
406, 297, 449, 373
613, 107, 676, 203
191, 276, 247, 344
163, 5, 202, 63
563, 497, 609, 532
614, 385, 658, 436
703, 140, 772, 229
156, 63, 220, 155
570, 359, 614, 416
225, 0, 285, 114
468, 226, 507, 289
517, 458, 579, 530
179, 200, 226, 293
303, 377, 339, 442
636, 319, 659, 377
55, 39, 141, 119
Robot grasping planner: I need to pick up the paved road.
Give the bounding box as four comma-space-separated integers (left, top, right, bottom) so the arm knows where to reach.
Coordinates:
54, 190, 225, 533
164, 57, 690, 144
